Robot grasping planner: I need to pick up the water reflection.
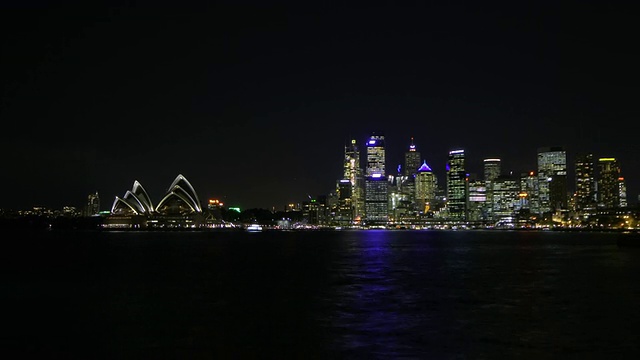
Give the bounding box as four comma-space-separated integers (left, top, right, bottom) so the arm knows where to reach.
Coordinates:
322, 230, 438, 358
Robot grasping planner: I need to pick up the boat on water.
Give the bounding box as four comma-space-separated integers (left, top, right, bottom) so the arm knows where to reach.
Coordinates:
246, 224, 263, 232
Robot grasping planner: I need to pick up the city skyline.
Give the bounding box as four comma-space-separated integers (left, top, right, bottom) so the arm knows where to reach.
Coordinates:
2, 135, 634, 214
1, 1, 638, 210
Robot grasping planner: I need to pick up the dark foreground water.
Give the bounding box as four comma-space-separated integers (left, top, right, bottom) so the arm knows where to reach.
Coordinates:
3, 229, 640, 359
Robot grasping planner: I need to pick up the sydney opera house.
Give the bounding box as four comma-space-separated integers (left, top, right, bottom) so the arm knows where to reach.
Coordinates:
104, 174, 214, 229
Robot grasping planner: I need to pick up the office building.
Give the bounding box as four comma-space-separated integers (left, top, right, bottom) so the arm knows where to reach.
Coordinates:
483, 158, 501, 220
365, 132, 388, 224
598, 158, 621, 208
446, 149, 467, 220
404, 137, 421, 177
575, 153, 596, 212
537, 147, 567, 213
85, 191, 100, 216
343, 139, 365, 221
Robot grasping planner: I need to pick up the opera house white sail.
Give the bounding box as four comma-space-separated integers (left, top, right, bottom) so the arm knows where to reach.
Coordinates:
107, 174, 204, 229
111, 180, 155, 215
155, 174, 202, 215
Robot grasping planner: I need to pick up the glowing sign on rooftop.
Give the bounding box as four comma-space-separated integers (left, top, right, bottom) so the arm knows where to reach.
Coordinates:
418, 160, 432, 172
368, 140, 376, 145
450, 149, 464, 154
371, 173, 382, 178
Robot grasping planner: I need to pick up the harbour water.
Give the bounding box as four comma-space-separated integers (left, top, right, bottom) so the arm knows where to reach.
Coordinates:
3, 229, 640, 358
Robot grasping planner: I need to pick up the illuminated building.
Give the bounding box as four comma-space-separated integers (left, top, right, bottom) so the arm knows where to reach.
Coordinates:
483, 158, 501, 183
415, 160, 436, 214
343, 139, 364, 221
619, 177, 628, 208
107, 174, 203, 229
155, 174, 203, 215
207, 199, 224, 210
365, 132, 388, 224
598, 158, 622, 208
388, 168, 413, 224
446, 149, 467, 220
111, 180, 155, 215
575, 153, 596, 212
519, 171, 538, 213
537, 147, 567, 213
404, 137, 421, 177
303, 196, 328, 225
467, 176, 487, 222
483, 158, 501, 220
85, 191, 100, 216
492, 174, 520, 222
366, 133, 385, 177
336, 179, 353, 224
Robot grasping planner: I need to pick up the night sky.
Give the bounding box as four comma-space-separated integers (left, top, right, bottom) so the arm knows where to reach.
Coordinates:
1, 1, 638, 211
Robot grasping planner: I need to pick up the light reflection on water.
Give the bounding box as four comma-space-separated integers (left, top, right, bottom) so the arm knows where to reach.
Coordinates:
4, 229, 640, 358
317, 230, 640, 358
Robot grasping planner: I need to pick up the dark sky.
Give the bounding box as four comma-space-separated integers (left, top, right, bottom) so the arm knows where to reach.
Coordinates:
1, 1, 638, 211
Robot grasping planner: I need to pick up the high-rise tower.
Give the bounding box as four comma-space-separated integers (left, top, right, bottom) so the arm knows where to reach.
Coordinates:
537, 147, 567, 213
483, 158, 501, 220
366, 133, 385, 177
415, 160, 436, 213
483, 159, 501, 183
404, 137, 421, 177
598, 157, 621, 208
343, 139, 364, 221
575, 153, 596, 212
365, 132, 388, 224
86, 191, 100, 216
446, 149, 467, 220
618, 177, 628, 208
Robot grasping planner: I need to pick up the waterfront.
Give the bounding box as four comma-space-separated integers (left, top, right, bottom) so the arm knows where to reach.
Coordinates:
3, 230, 640, 358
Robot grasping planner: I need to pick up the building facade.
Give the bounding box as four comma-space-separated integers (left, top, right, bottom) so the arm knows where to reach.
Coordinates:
598, 157, 622, 208
483, 158, 501, 220
446, 149, 467, 220
575, 153, 596, 212
365, 132, 388, 224
415, 160, 436, 214
537, 146, 567, 213
404, 137, 421, 177
343, 139, 365, 222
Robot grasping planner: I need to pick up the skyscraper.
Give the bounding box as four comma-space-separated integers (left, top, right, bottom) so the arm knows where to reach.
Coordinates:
492, 174, 520, 221
446, 149, 467, 220
343, 139, 364, 221
575, 153, 596, 212
415, 160, 436, 213
86, 191, 100, 216
618, 177, 628, 208
520, 171, 539, 214
336, 179, 353, 225
483, 158, 501, 183
537, 147, 567, 213
483, 158, 501, 220
366, 133, 385, 177
404, 137, 421, 177
598, 157, 621, 208
365, 132, 388, 224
